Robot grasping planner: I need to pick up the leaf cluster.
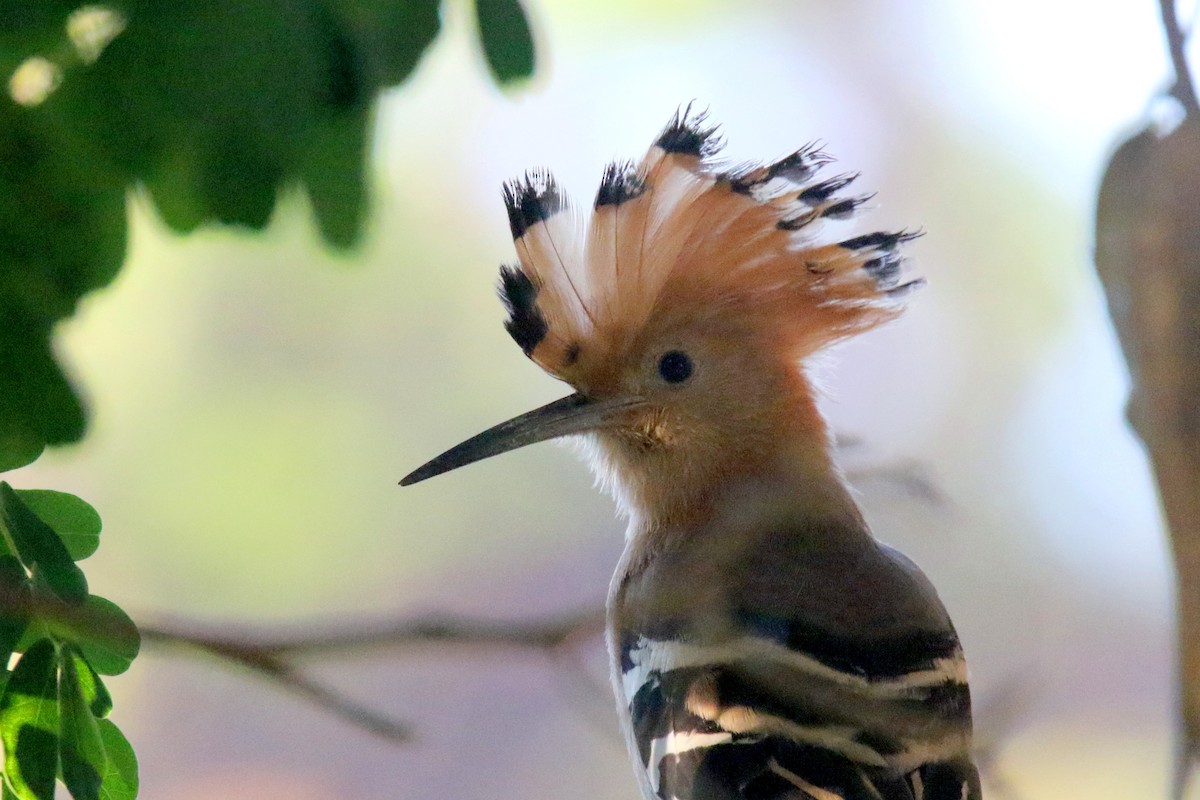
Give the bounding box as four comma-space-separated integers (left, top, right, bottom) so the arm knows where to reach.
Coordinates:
0, 0, 535, 458
0, 449, 138, 799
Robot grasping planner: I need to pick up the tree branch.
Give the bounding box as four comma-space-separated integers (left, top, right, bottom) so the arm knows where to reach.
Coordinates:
139, 608, 606, 741
1161, 0, 1200, 116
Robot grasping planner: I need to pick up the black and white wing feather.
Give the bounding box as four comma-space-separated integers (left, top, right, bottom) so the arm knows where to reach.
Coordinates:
614, 527, 981, 800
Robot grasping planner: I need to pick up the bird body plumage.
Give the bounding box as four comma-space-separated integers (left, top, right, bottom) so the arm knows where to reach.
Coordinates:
609, 477, 978, 800
406, 106, 980, 800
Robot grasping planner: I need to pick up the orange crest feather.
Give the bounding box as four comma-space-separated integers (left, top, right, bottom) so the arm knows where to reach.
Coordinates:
498, 107, 922, 383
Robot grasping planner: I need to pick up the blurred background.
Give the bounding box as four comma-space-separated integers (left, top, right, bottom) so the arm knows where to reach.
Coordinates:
10, 0, 1184, 796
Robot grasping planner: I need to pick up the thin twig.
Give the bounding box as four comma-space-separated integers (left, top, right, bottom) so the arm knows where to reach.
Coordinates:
1160, 0, 1200, 116
139, 609, 606, 741
141, 608, 605, 659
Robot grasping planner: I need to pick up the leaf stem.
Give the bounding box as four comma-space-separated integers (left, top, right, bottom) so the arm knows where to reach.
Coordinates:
1160, 0, 1200, 116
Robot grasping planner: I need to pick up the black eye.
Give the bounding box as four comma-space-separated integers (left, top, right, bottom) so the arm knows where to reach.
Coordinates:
658, 350, 693, 384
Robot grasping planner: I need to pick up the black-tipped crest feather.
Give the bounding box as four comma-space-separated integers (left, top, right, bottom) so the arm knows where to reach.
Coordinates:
596, 160, 647, 207
494, 109, 924, 371
820, 194, 874, 220
498, 264, 549, 355
503, 170, 568, 240
766, 144, 831, 182
655, 104, 723, 158
799, 173, 860, 204
727, 143, 832, 196
863, 253, 904, 287
839, 230, 922, 253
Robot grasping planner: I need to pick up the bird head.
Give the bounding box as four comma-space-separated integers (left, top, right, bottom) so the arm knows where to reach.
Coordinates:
402, 108, 920, 522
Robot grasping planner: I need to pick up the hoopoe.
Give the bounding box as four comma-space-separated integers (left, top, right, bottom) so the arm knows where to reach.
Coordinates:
402, 108, 981, 800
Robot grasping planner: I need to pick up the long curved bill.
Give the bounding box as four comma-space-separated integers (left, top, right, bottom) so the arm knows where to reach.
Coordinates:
400, 393, 641, 486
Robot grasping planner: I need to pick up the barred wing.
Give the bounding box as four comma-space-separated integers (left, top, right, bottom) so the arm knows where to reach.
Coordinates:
621, 629, 979, 800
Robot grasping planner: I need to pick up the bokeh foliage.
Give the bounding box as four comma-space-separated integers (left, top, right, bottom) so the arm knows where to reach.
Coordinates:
0, 0, 535, 460
0, 1, 535, 796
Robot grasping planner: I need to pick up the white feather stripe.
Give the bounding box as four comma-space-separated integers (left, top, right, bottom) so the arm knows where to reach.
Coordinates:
645, 160, 712, 237
621, 635, 968, 700
584, 204, 618, 318
710, 707, 889, 768
622, 658, 651, 708
630, 164, 711, 310
706, 703, 969, 775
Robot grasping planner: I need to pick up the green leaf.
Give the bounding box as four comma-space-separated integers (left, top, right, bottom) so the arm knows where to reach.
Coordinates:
15, 491, 102, 562
139, 145, 207, 234
2, 0, 464, 455
12, 620, 51, 659
0, 98, 126, 450
48, 597, 139, 677
0, 437, 43, 475
475, 0, 535, 84
0, 484, 87, 604
95, 720, 137, 800
0, 639, 60, 800
0, 556, 30, 663
197, 137, 282, 229
58, 653, 102, 800
70, 652, 111, 720
72, 0, 328, 232
301, 110, 369, 249
0, 328, 89, 453
329, 0, 442, 87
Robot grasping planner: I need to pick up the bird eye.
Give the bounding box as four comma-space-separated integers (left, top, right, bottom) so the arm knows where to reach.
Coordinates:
657, 350, 693, 384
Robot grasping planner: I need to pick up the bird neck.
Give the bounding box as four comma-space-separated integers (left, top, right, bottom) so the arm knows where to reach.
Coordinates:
601, 367, 868, 545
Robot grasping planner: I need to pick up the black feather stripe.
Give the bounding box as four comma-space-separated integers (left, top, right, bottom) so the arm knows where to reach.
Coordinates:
863, 253, 903, 286
630, 667, 724, 767
661, 738, 771, 800
885, 278, 926, 298
656, 104, 722, 157
838, 230, 922, 252
620, 630, 640, 672
502, 170, 567, 240
727, 145, 831, 196
765, 144, 830, 184
821, 194, 874, 220
776, 210, 819, 231
917, 758, 981, 800
799, 172, 860, 204
666, 734, 925, 800
497, 264, 548, 355
595, 160, 647, 207
734, 610, 961, 679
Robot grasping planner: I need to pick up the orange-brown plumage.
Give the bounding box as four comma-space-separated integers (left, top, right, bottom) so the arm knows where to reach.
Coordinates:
498, 107, 921, 528
405, 107, 980, 800
502, 110, 918, 381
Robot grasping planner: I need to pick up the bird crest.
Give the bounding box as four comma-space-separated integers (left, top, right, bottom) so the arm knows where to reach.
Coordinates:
499, 106, 922, 390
